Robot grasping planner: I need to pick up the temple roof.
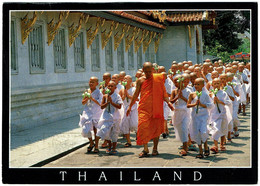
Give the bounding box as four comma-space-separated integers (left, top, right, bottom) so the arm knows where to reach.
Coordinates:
110, 10, 216, 29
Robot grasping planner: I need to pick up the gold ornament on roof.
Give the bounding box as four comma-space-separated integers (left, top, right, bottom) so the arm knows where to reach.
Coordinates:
114, 24, 129, 51
134, 29, 149, 53
21, 11, 40, 44
101, 21, 117, 49
143, 31, 156, 54
47, 11, 69, 46
86, 17, 105, 48
151, 10, 167, 22
68, 13, 89, 47
125, 27, 138, 52
154, 33, 163, 53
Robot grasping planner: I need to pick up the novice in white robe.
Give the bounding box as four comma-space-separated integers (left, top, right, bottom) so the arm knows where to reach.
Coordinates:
120, 86, 138, 138
189, 91, 213, 145
208, 88, 232, 152
95, 81, 123, 154
79, 89, 103, 138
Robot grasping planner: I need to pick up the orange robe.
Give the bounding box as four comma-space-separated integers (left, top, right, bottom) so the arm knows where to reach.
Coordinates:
136, 73, 167, 145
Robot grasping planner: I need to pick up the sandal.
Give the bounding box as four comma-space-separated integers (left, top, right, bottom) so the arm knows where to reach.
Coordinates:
220, 146, 226, 151
179, 150, 188, 156
152, 149, 159, 156
188, 144, 197, 151
109, 150, 118, 155
204, 149, 210, 157
210, 146, 219, 154
87, 144, 95, 153
101, 143, 108, 148
93, 148, 99, 153
124, 142, 132, 147
139, 150, 149, 158
196, 154, 204, 159
106, 148, 111, 154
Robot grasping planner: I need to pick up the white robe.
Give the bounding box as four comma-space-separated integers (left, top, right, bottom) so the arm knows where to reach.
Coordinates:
172, 87, 192, 142
96, 92, 123, 142
163, 79, 172, 120
208, 90, 232, 140
190, 91, 214, 145
120, 87, 138, 134
224, 85, 234, 132
79, 89, 103, 138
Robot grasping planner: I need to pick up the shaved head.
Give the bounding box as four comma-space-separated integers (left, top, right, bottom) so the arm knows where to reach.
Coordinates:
103, 72, 111, 78
143, 62, 153, 69
90, 76, 98, 82
195, 78, 204, 85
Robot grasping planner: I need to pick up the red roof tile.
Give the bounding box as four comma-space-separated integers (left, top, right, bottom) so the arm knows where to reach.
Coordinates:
109, 11, 166, 29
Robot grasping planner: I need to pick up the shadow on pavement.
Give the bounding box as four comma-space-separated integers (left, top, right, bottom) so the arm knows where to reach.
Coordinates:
150, 153, 184, 160
237, 136, 250, 141
11, 116, 80, 150
221, 149, 245, 155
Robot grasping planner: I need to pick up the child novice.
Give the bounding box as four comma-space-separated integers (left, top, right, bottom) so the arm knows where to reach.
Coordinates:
208, 78, 232, 153
162, 72, 172, 138
100, 72, 111, 148
119, 75, 138, 147
95, 81, 123, 155
187, 78, 213, 159
227, 72, 241, 138
170, 75, 192, 156
219, 74, 234, 143
79, 77, 103, 153
100, 72, 111, 95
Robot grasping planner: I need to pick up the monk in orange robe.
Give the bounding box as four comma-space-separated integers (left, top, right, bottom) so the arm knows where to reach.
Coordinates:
127, 62, 174, 158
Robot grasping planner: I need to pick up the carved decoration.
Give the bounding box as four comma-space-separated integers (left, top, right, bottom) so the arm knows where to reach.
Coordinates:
154, 33, 163, 53
21, 11, 39, 44
187, 25, 192, 48
86, 17, 105, 48
68, 13, 89, 47
151, 10, 167, 22
134, 29, 149, 53
114, 24, 130, 51
101, 21, 117, 49
125, 27, 139, 52
47, 11, 69, 46
143, 31, 156, 54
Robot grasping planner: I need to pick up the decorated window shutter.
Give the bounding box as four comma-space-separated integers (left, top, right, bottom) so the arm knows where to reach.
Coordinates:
137, 44, 143, 69
54, 29, 67, 72
117, 41, 124, 70
128, 43, 134, 70
28, 25, 44, 73
91, 34, 100, 71
105, 38, 113, 71
11, 20, 17, 73
74, 32, 85, 71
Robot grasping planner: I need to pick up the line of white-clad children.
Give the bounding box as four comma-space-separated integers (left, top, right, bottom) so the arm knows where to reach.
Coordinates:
78, 59, 250, 158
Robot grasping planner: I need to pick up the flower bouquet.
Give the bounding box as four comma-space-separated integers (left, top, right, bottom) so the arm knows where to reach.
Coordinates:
176, 70, 181, 74
195, 91, 202, 114
177, 77, 184, 89
228, 82, 236, 86
99, 81, 105, 93
211, 88, 221, 113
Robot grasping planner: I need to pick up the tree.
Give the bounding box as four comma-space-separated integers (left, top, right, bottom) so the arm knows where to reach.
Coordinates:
203, 11, 250, 62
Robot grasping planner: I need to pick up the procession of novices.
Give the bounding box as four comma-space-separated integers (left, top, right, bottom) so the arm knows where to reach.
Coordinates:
79, 59, 250, 158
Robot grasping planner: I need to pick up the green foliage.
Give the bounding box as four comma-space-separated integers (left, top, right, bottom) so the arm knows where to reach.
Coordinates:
203, 11, 250, 62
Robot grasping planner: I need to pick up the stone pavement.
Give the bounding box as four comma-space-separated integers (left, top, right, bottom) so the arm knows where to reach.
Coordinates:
10, 115, 86, 167
43, 106, 251, 168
